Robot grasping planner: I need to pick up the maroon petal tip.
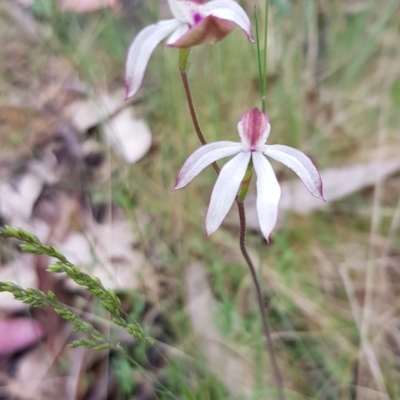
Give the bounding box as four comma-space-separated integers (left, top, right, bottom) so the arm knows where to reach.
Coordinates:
124, 80, 131, 101
318, 181, 325, 201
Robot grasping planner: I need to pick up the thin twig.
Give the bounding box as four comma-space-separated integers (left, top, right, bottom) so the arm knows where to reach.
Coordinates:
237, 201, 286, 400
179, 64, 286, 400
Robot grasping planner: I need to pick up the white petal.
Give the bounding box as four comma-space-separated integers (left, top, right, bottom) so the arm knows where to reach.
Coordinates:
125, 19, 181, 99
166, 24, 190, 45
203, 0, 254, 42
167, 0, 203, 23
174, 141, 241, 189
252, 152, 281, 242
167, 0, 186, 21
206, 151, 251, 236
264, 145, 324, 199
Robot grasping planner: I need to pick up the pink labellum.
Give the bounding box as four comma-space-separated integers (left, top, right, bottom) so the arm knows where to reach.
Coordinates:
240, 108, 269, 148
168, 15, 234, 48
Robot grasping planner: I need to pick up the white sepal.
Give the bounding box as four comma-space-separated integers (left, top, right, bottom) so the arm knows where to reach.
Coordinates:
264, 144, 324, 200
206, 151, 251, 236
125, 19, 181, 99
252, 153, 281, 242
174, 141, 241, 190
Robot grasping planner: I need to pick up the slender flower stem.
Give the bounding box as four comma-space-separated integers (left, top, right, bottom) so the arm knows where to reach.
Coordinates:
237, 201, 286, 400
179, 49, 220, 174
179, 69, 207, 147
262, 0, 269, 113
178, 49, 286, 399
254, 0, 269, 113
254, 7, 265, 112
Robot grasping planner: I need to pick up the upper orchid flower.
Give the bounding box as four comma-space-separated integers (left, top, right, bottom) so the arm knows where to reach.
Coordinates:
174, 108, 324, 241
125, 0, 254, 99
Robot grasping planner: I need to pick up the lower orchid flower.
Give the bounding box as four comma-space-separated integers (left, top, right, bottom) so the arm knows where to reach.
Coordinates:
174, 108, 324, 241
125, 0, 254, 99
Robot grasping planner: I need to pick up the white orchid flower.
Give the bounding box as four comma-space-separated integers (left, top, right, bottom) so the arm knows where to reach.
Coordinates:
125, 0, 254, 99
174, 108, 324, 241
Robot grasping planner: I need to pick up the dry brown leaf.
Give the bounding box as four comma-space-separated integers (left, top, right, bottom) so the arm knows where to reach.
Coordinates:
0, 155, 58, 242
0, 254, 38, 312
232, 156, 400, 230
64, 89, 126, 132
0, 175, 44, 222
279, 156, 400, 214
57, 217, 157, 292
65, 90, 152, 163
102, 107, 152, 164
0, 152, 59, 216
186, 264, 261, 397
7, 348, 61, 400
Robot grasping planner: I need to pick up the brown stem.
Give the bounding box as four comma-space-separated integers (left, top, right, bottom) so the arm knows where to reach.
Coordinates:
237, 201, 286, 400
179, 64, 286, 400
179, 68, 220, 174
